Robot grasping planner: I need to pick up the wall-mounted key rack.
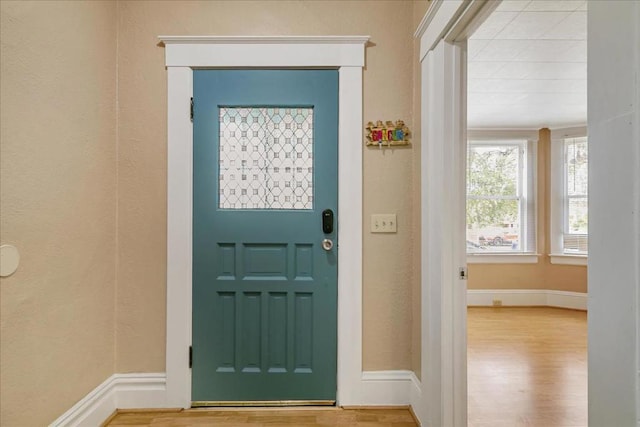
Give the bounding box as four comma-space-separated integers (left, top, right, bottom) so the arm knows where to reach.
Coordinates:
365, 120, 411, 147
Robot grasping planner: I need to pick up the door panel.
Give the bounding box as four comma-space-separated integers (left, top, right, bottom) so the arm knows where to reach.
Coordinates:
192, 70, 338, 403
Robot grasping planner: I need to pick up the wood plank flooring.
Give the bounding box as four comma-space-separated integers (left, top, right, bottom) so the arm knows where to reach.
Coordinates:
106, 307, 586, 426
468, 307, 587, 427
106, 407, 417, 426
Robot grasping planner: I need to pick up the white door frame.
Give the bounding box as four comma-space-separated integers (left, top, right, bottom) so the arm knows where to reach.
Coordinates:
415, 1, 496, 425
418, 2, 640, 425
159, 36, 369, 408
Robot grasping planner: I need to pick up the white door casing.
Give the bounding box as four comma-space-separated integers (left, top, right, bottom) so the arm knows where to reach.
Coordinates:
160, 36, 368, 408
415, 1, 497, 425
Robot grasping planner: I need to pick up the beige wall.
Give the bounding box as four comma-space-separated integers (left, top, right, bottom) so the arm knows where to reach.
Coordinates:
116, 0, 423, 373
0, 2, 429, 422
0, 0, 589, 422
0, 1, 117, 425
468, 128, 588, 293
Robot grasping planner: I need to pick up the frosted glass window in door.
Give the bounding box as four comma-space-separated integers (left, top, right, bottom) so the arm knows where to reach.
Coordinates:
219, 107, 314, 210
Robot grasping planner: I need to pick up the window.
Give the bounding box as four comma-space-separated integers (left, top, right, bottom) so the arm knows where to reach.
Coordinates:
218, 107, 314, 210
466, 140, 536, 255
563, 137, 588, 253
550, 131, 588, 263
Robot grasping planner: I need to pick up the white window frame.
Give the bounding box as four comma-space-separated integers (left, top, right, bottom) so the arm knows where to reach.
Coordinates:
550, 126, 588, 266
466, 131, 538, 264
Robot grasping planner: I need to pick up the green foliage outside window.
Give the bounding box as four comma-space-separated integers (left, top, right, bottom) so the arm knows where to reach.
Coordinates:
467, 145, 519, 228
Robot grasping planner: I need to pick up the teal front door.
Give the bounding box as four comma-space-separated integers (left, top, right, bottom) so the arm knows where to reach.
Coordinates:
192, 70, 338, 404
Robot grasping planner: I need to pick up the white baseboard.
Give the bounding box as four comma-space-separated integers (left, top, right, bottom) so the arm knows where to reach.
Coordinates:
360, 370, 423, 426
49, 375, 118, 427
50, 373, 167, 427
546, 290, 588, 310
51, 371, 423, 426
409, 372, 424, 426
359, 370, 414, 405
467, 289, 587, 310
49, 291, 582, 427
112, 373, 168, 409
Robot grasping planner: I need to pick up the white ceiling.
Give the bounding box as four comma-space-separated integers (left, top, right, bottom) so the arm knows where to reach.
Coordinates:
467, 0, 587, 129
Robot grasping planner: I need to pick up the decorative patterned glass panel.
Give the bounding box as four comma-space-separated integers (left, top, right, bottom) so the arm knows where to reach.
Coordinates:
219, 107, 313, 210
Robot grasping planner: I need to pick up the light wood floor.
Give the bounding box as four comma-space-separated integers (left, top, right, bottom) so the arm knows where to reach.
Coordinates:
105, 407, 417, 426
107, 307, 586, 427
468, 307, 587, 427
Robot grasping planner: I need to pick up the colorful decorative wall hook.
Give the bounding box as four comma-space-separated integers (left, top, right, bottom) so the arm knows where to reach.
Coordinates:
365, 120, 411, 147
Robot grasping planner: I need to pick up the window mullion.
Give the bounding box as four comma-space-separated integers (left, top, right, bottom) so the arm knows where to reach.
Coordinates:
519, 143, 526, 251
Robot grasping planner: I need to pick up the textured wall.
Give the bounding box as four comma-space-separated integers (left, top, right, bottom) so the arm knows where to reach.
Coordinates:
587, 1, 640, 423
0, 1, 117, 425
116, 0, 419, 373
468, 263, 587, 292
468, 128, 588, 293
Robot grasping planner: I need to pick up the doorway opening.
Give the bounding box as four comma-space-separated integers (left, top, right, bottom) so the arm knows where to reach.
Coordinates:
464, 1, 588, 425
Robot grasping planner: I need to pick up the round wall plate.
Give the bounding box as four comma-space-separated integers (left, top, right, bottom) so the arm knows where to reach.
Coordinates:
0, 245, 20, 277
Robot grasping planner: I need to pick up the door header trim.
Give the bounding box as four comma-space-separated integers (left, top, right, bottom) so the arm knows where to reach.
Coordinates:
159, 36, 370, 68
159, 35, 370, 44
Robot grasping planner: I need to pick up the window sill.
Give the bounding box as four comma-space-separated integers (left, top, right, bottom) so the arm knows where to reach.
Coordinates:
549, 254, 587, 266
466, 253, 540, 264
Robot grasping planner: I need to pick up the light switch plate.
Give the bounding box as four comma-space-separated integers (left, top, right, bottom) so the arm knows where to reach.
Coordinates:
371, 214, 397, 233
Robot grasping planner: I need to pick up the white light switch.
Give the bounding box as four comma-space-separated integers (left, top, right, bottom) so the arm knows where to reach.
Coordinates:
371, 214, 397, 233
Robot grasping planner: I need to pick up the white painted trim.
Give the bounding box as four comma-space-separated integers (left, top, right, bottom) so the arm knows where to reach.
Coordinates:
161, 37, 369, 408
468, 289, 547, 307
419, 0, 464, 60
49, 374, 167, 427
358, 370, 414, 406
361, 370, 415, 382
417, 2, 500, 426
414, 1, 441, 39
550, 126, 588, 139
467, 289, 587, 310
409, 373, 425, 426
50, 376, 116, 427
113, 373, 168, 410
165, 66, 193, 409
336, 66, 364, 406
547, 290, 588, 310
159, 36, 368, 68
160, 35, 370, 45
421, 39, 468, 427
467, 254, 540, 264
51, 371, 422, 426
550, 254, 588, 266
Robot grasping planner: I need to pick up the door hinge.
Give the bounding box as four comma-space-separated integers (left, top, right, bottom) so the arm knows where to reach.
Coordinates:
459, 267, 468, 280
189, 345, 193, 368
190, 97, 194, 122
